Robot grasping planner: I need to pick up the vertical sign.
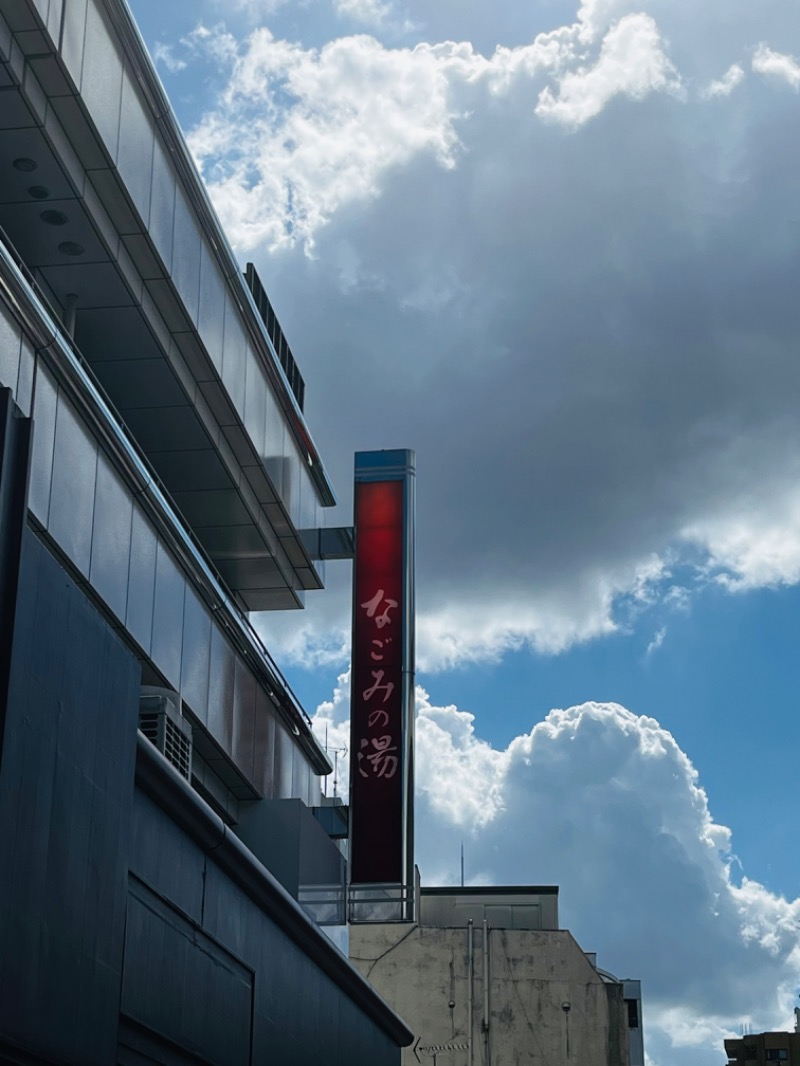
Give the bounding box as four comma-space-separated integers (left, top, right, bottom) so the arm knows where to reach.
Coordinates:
350, 450, 415, 891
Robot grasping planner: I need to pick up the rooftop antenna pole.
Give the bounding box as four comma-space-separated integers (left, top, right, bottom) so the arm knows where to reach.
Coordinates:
327, 744, 348, 799
323, 730, 348, 800
461, 840, 465, 887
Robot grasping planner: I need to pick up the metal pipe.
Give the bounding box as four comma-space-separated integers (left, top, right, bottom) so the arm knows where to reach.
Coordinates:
467, 920, 474, 1066
64, 293, 77, 338
482, 919, 490, 1064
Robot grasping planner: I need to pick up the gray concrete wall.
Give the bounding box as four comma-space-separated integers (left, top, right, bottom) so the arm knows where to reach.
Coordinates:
350, 922, 629, 1066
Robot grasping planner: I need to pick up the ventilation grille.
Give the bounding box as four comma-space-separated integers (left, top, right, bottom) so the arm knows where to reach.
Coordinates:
139, 688, 192, 781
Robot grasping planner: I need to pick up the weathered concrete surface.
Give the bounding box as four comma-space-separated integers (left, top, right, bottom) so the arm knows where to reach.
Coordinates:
350, 924, 629, 1066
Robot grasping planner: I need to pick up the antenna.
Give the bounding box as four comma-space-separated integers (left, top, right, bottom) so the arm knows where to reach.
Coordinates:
332, 745, 347, 798
323, 727, 348, 799
326, 743, 348, 799
460, 841, 465, 887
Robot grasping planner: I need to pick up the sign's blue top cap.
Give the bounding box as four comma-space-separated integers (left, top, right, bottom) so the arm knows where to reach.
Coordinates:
355, 449, 415, 480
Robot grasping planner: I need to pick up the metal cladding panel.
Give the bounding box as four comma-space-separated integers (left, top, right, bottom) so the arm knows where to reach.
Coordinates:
0, 389, 31, 724
129, 790, 205, 924
0, 528, 140, 1065
130, 785, 405, 1066
350, 450, 415, 889
121, 877, 253, 1066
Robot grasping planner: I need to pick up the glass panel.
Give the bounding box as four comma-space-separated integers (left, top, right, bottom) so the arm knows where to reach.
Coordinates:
49, 393, 98, 576
221, 295, 247, 415
28, 363, 57, 524
198, 242, 225, 373
89, 451, 132, 621
0, 297, 22, 396
150, 538, 186, 689
170, 190, 201, 326
232, 656, 256, 782
118, 63, 155, 226
80, 0, 123, 160
207, 623, 235, 750
180, 586, 212, 723
148, 136, 176, 269
126, 507, 157, 654
253, 687, 276, 798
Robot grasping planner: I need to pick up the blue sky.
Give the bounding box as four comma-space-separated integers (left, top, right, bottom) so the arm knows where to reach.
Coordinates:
129, 0, 800, 1060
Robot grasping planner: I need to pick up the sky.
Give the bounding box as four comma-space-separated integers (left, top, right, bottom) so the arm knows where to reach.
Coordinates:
127, 0, 800, 1061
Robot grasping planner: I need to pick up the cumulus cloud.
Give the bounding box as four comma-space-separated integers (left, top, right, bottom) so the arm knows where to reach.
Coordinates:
683, 490, 800, 591
182, 7, 684, 250
703, 63, 745, 99
315, 688, 800, 1063
185, 31, 469, 252
753, 43, 800, 88
535, 14, 681, 127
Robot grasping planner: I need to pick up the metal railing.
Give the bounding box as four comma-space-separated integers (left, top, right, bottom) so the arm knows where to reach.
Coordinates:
348, 883, 415, 924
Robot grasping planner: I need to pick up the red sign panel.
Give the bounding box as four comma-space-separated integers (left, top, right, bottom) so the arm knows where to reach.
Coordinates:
350, 478, 406, 885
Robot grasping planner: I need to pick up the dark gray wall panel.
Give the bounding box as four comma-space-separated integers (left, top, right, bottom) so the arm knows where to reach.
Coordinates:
0, 529, 140, 1065
129, 790, 205, 924
132, 788, 403, 1066
122, 877, 253, 1066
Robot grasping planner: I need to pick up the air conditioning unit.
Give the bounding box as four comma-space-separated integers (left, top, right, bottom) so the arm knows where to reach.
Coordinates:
139, 687, 192, 781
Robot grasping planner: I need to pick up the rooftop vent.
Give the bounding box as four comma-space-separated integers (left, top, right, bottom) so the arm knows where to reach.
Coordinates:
139, 687, 192, 781
244, 262, 305, 411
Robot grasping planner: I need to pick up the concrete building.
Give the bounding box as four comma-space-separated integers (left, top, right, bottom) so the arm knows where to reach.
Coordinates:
725, 1033, 800, 1065
350, 884, 643, 1066
0, 0, 412, 1061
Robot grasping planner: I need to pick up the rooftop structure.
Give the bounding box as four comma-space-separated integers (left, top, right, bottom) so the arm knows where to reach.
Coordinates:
350, 881, 644, 1066
725, 1032, 800, 1065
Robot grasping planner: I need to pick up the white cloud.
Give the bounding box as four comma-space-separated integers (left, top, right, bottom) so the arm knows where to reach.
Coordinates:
186, 31, 474, 252
703, 63, 745, 99
334, 0, 393, 27
314, 690, 800, 1063
535, 14, 682, 127
332, 0, 416, 35
753, 43, 800, 88
646, 625, 666, 656
153, 41, 187, 73
683, 483, 800, 591
182, 9, 684, 250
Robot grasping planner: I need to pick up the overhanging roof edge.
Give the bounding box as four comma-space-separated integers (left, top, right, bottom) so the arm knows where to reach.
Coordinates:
100, 0, 337, 509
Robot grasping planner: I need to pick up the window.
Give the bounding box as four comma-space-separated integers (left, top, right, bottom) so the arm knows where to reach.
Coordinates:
765, 1051, 788, 1061
625, 999, 639, 1029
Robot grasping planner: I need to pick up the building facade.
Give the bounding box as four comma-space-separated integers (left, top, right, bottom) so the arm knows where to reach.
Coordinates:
725, 1033, 800, 1065
0, 0, 412, 1061
350, 884, 643, 1066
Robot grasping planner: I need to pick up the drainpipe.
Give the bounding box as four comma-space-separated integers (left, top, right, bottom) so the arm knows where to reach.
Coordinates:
482, 919, 490, 1064
467, 920, 474, 1066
